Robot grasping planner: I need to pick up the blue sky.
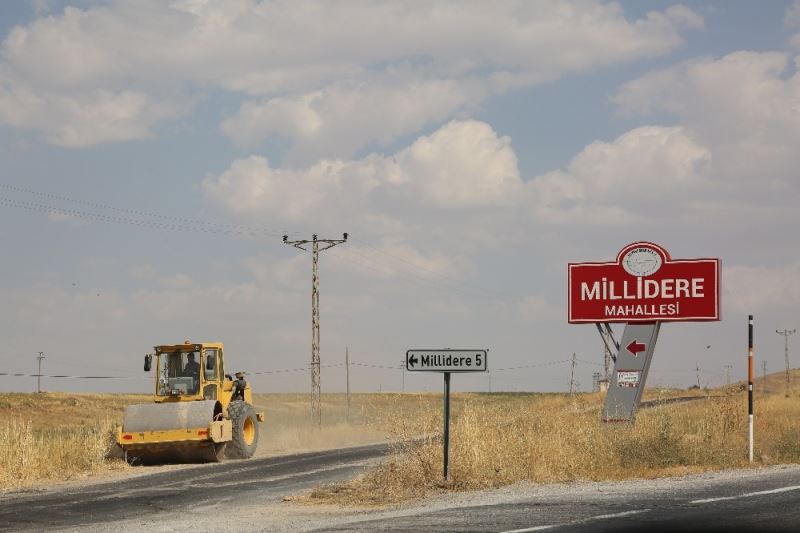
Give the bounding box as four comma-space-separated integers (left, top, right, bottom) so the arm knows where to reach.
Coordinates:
1, 1, 799, 395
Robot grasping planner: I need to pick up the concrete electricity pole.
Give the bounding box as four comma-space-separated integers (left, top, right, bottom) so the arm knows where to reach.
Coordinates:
283, 233, 348, 425
724, 364, 733, 387
36, 351, 45, 393
695, 362, 701, 390
762, 360, 768, 392
776, 328, 796, 398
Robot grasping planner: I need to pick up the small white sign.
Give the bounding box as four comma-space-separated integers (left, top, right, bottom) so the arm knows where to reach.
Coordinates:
617, 370, 641, 388
406, 349, 487, 372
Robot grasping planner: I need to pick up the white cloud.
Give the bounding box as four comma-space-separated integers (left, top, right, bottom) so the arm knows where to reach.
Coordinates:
613, 52, 800, 180
204, 120, 522, 228
0, 0, 702, 148
221, 69, 487, 162
201, 154, 379, 221
388, 120, 522, 209
0, 85, 187, 146
527, 126, 711, 224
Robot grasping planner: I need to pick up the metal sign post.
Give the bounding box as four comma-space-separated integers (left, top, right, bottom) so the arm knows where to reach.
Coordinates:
443, 371, 451, 479
406, 349, 487, 480
603, 322, 660, 422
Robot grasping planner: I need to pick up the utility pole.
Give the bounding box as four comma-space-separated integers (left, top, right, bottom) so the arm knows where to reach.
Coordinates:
724, 364, 733, 387
695, 362, 701, 390
283, 233, 348, 425
569, 352, 577, 395
776, 328, 796, 398
762, 360, 768, 392
36, 352, 45, 393
346, 346, 351, 423
400, 360, 405, 393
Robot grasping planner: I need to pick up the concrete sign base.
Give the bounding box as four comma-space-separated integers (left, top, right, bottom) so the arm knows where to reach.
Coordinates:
602, 321, 661, 422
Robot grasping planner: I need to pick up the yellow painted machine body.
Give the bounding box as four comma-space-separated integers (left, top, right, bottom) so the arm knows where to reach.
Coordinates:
117, 341, 263, 463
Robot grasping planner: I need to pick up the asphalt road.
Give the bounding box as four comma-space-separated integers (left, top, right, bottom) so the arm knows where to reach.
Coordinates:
0, 443, 389, 532
317, 465, 800, 532
2, 441, 799, 532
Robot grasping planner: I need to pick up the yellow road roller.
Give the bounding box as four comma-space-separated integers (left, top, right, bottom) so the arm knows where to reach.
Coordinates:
117, 341, 264, 464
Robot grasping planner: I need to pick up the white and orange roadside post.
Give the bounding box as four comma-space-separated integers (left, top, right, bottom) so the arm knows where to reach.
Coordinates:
748, 315, 754, 463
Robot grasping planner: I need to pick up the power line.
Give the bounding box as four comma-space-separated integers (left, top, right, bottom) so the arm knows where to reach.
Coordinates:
0, 195, 284, 238
575, 357, 603, 367
1, 185, 513, 304
350, 362, 403, 369
0, 371, 148, 380
0, 183, 289, 237
492, 359, 570, 372
0, 362, 339, 380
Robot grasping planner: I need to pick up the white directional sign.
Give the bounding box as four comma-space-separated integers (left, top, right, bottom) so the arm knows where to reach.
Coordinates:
406, 349, 487, 372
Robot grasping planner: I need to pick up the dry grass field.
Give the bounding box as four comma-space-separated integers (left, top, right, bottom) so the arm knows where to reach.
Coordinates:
1, 374, 799, 498
0, 391, 403, 489
305, 378, 800, 506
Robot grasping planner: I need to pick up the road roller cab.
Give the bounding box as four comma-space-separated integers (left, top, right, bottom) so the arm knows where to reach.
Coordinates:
117, 341, 264, 464
148, 341, 253, 405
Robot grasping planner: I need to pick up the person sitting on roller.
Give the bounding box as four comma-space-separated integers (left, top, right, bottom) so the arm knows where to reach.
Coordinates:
183, 353, 201, 393
183, 353, 200, 377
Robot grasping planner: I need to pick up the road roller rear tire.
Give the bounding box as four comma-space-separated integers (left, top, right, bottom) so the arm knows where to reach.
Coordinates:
226, 401, 259, 459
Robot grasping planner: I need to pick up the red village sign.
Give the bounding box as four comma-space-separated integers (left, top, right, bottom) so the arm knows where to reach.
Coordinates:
568, 242, 720, 323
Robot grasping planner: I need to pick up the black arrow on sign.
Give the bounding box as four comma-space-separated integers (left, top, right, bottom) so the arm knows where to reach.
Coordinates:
408, 354, 418, 368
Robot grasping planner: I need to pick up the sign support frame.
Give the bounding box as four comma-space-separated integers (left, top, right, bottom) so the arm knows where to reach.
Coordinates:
569, 242, 721, 424
603, 321, 661, 422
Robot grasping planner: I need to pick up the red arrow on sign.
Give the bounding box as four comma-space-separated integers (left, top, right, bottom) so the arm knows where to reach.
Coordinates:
626, 340, 646, 356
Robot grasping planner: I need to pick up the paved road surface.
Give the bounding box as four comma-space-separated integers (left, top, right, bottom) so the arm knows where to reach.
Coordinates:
317, 465, 800, 532
1, 441, 798, 532
0, 443, 388, 532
